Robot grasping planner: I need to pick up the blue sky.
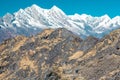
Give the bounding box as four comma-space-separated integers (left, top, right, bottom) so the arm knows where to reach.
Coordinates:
0, 0, 120, 18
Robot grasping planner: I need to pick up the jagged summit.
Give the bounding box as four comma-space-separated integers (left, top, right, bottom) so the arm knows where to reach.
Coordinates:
31, 4, 41, 8
0, 4, 120, 42
51, 5, 61, 10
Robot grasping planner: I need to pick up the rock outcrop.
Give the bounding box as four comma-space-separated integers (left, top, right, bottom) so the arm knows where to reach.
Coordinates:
0, 28, 120, 80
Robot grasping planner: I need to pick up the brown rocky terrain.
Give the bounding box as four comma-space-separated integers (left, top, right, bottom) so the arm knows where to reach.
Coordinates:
0, 28, 120, 80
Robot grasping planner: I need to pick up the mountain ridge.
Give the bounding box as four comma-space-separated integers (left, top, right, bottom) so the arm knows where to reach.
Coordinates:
0, 28, 120, 80
0, 4, 120, 42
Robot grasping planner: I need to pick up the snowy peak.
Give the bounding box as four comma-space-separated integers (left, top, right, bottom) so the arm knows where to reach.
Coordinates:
3, 13, 14, 23
29, 4, 47, 12
0, 4, 120, 42
12, 4, 67, 28
50, 5, 65, 14
14, 4, 65, 16
101, 14, 110, 19
51, 5, 61, 10
31, 4, 41, 9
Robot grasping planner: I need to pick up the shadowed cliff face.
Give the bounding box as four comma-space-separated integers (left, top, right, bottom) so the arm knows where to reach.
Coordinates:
0, 28, 120, 80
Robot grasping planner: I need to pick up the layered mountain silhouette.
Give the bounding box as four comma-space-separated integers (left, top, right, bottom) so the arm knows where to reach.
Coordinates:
0, 4, 120, 42
0, 28, 120, 80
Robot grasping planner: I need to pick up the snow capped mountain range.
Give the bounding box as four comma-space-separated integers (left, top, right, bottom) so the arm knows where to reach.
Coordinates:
0, 4, 120, 42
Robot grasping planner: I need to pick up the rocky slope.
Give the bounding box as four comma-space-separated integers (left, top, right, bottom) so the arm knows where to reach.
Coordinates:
0, 28, 120, 80
1, 4, 120, 42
